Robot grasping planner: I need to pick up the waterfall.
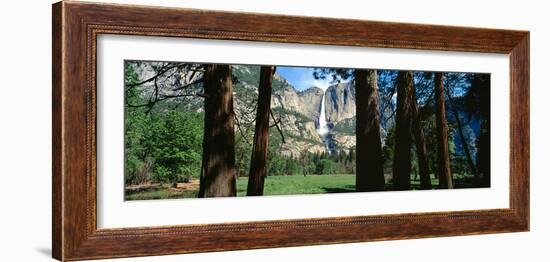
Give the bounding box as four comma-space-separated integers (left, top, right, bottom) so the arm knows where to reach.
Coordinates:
318, 93, 329, 136
317, 91, 334, 154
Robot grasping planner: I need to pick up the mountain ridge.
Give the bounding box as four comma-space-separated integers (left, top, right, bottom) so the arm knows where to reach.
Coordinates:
130, 63, 358, 157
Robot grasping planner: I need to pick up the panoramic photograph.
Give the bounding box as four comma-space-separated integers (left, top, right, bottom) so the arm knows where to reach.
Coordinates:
123, 60, 491, 201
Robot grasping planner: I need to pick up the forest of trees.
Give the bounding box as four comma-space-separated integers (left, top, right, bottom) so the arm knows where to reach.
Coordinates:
124, 61, 490, 199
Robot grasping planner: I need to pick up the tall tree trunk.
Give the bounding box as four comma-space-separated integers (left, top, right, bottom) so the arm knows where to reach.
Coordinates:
477, 120, 490, 186
474, 74, 491, 187
434, 72, 453, 189
355, 69, 385, 191
446, 88, 478, 178
247, 66, 273, 196
410, 80, 431, 189
392, 71, 414, 190
198, 65, 237, 197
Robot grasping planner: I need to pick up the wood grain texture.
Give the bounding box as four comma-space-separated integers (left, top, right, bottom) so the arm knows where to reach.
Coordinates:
52, 1, 530, 261
52, 2, 63, 260
509, 35, 530, 227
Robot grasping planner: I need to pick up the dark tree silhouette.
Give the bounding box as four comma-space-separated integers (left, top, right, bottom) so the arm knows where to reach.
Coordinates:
198, 64, 237, 197
445, 85, 478, 179
465, 74, 491, 186
393, 71, 414, 190
434, 72, 453, 189
410, 80, 432, 189
247, 66, 274, 196
355, 69, 385, 191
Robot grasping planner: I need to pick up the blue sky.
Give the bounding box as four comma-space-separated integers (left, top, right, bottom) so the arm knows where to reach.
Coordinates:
276, 66, 336, 91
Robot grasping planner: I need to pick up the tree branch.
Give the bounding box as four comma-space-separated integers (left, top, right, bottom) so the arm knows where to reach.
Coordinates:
234, 113, 252, 145
125, 63, 184, 88
269, 109, 285, 143
172, 79, 204, 91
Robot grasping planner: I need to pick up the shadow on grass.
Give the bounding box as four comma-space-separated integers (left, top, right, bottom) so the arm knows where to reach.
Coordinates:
321, 186, 356, 194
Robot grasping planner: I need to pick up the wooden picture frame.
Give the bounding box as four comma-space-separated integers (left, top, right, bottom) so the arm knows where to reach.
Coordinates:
52, 1, 529, 261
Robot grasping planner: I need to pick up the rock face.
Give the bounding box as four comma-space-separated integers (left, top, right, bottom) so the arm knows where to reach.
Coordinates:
271, 80, 358, 156
270, 81, 325, 156
325, 82, 356, 124
271, 84, 324, 122
232, 65, 360, 157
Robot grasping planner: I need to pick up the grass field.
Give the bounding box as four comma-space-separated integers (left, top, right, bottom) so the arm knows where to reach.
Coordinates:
126, 175, 356, 200
236, 174, 356, 196
125, 174, 481, 201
